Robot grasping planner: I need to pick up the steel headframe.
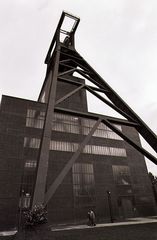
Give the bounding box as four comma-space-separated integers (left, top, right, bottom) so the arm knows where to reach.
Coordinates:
32, 12, 157, 208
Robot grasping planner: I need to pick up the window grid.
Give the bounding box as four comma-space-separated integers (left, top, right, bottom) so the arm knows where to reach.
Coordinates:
72, 163, 95, 206
25, 160, 37, 168
24, 137, 41, 149
49, 140, 127, 157
26, 109, 45, 129
112, 165, 131, 185
52, 113, 122, 140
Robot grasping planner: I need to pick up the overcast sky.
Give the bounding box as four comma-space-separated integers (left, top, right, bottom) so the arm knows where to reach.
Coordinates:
0, 0, 157, 174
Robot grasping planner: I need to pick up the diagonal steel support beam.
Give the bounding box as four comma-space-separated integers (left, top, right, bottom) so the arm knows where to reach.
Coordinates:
55, 84, 85, 105
58, 68, 77, 77
77, 69, 107, 91
86, 86, 135, 122
58, 76, 110, 93
71, 59, 91, 74
74, 51, 157, 153
58, 63, 136, 122
59, 63, 75, 69
60, 51, 83, 61
101, 119, 157, 164
59, 59, 71, 64
58, 76, 85, 86
60, 67, 110, 94
44, 118, 102, 205
88, 86, 110, 93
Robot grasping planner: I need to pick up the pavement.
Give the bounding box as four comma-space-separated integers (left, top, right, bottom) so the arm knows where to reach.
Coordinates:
50, 216, 157, 232
1, 216, 157, 236
0, 230, 17, 237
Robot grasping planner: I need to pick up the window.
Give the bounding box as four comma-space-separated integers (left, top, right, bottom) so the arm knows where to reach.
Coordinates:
24, 137, 40, 149
72, 163, 95, 206
49, 140, 127, 157
110, 147, 126, 157
112, 165, 131, 185
52, 113, 79, 134
26, 109, 45, 129
25, 160, 37, 168
52, 113, 123, 140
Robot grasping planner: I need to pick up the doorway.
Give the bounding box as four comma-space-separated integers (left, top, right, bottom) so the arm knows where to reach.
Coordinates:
121, 198, 134, 218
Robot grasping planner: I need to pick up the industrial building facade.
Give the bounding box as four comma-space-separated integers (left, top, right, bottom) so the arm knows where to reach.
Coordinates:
0, 12, 156, 230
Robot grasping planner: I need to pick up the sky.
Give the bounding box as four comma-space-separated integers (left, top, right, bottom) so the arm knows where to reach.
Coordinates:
0, 0, 157, 173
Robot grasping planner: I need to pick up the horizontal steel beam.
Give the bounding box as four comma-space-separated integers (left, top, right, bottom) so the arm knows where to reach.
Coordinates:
54, 107, 139, 127
54, 106, 156, 163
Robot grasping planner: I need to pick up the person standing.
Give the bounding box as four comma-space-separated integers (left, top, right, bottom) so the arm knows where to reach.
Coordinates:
90, 210, 96, 226
87, 210, 91, 225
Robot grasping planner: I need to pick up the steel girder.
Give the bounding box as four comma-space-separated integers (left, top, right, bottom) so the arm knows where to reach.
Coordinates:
32, 12, 157, 207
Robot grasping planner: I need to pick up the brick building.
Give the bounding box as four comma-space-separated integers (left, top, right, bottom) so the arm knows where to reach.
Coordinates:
0, 12, 156, 230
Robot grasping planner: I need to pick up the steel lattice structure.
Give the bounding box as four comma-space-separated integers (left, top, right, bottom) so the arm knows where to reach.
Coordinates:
32, 12, 157, 207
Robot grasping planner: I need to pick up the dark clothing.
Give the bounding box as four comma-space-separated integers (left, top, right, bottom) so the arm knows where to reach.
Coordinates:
87, 210, 96, 226
90, 210, 96, 226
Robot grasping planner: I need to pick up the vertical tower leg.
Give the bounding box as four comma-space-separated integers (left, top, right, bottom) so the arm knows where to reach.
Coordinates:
32, 46, 60, 207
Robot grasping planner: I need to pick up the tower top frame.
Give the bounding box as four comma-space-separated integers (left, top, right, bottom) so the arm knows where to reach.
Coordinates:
45, 11, 80, 64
